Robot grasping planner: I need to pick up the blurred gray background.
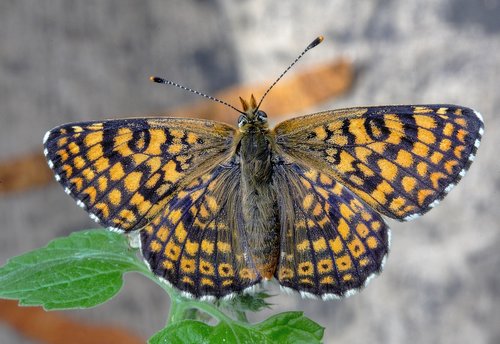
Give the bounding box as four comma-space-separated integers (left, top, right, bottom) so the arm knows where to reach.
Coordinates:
1, 1, 499, 343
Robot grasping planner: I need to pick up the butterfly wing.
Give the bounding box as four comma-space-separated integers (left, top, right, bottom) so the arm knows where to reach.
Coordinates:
274, 105, 484, 221
272, 162, 389, 299
43, 118, 235, 232
140, 161, 262, 299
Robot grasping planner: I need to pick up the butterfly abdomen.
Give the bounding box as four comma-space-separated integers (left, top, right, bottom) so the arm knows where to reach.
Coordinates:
239, 131, 279, 279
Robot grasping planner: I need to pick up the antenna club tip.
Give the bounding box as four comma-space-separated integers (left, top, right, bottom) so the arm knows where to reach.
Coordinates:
150, 76, 163, 83
308, 36, 324, 49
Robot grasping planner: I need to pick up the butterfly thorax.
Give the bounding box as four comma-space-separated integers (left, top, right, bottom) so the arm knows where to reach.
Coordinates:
237, 97, 279, 279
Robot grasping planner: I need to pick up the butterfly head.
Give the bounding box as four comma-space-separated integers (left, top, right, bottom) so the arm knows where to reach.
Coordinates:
238, 94, 268, 132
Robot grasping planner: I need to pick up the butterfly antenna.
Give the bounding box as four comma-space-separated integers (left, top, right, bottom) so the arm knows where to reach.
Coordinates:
256, 36, 324, 110
150, 76, 245, 115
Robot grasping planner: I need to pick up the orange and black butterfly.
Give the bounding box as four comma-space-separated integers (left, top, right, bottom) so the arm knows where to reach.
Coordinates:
43, 37, 484, 300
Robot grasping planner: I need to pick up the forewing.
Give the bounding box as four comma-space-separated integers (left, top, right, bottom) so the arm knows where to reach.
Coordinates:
43, 118, 235, 231
140, 163, 262, 299
273, 162, 389, 299
274, 105, 484, 221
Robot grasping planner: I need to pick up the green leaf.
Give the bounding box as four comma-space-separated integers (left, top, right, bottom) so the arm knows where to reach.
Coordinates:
150, 311, 324, 344
0, 229, 145, 310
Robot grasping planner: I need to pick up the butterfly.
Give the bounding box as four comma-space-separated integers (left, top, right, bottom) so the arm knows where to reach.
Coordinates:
43, 37, 484, 301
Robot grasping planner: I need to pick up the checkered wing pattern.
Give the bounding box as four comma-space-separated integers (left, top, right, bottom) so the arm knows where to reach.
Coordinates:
140, 163, 262, 299
273, 162, 389, 299
274, 105, 483, 221
43, 118, 235, 232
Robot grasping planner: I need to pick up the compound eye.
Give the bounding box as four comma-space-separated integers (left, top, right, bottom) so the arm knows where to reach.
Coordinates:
238, 115, 248, 127
257, 110, 268, 121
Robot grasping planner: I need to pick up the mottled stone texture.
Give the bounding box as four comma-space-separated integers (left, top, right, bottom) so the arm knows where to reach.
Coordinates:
1, 1, 499, 343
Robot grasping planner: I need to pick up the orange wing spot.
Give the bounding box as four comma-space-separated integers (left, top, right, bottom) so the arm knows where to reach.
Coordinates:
174, 222, 187, 242
339, 204, 354, 221
94, 157, 110, 173
402, 176, 417, 193
239, 268, 257, 280
57, 137, 68, 147
337, 218, 351, 239
416, 162, 428, 177
304, 169, 319, 181
456, 129, 467, 143
62, 164, 73, 178
369, 142, 387, 154
124, 171, 143, 192
315, 186, 329, 199
162, 260, 174, 270
201, 239, 214, 255
354, 147, 372, 164
444, 160, 459, 174
168, 209, 182, 224
297, 240, 310, 252
312, 203, 323, 217
170, 129, 185, 139
361, 211, 372, 221
329, 134, 348, 146
430, 172, 447, 189
454, 117, 467, 127
371, 221, 382, 231
57, 149, 69, 162
336, 151, 356, 173
82, 168, 95, 181
200, 278, 214, 287
389, 197, 406, 212
359, 258, 370, 267
412, 142, 429, 157
145, 173, 161, 189
149, 240, 162, 253
417, 128, 436, 144
108, 189, 122, 206
320, 276, 335, 285
218, 241, 231, 253
414, 106, 432, 114
313, 126, 328, 140
165, 241, 181, 260
68, 142, 80, 154
119, 209, 136, 223
417, 189, 434, 206
415, 115, 437, 129
312, 238, 327, 252
143, 129, 167, 155
350, 119, 371, 144
439, 138, 452, 152
443, 123, 454, 136
317, 216, 329, 228
330, 237, 344, 254
430, 151, 444, 165
82, 186, 97, 203
181, 276, 194, 285
222, 280, 233, 287
199, 259, 215, 275
218, 264, 234, 277
114, 141, 134, 157
356, 223, 369, 238
131, 153, 148, 165
298, 262, 314, 276
156, 226, 169, 242
73, 156, 86, 170
335, 255, 352, 271
377, 159, 398, 181
180, 257, 195, 273
278, 268, 294, 280
87, 144, 103, 161
94, 202, 109, 218
299, 278, 314, 285
317, 259, 334, 273
84, 131, 103, 147
109, 163, 125, 181
167, 143, 183, 155
185, 240, 199, 256
366, 236, 378, 249
395, 149, 413, 168
359, 164, 375, 177
198, 204, 209, 218
349, 175, 364, 185
318, 173, 332, 185
302, 194, 314, 210
163, 160, 182, 183
454, 145, 465, 159
300, 178, 312, 189
205, 195, 218, 212
348, 237, 366, 258
372, 180, 393, 204
436, 107, 448, 114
